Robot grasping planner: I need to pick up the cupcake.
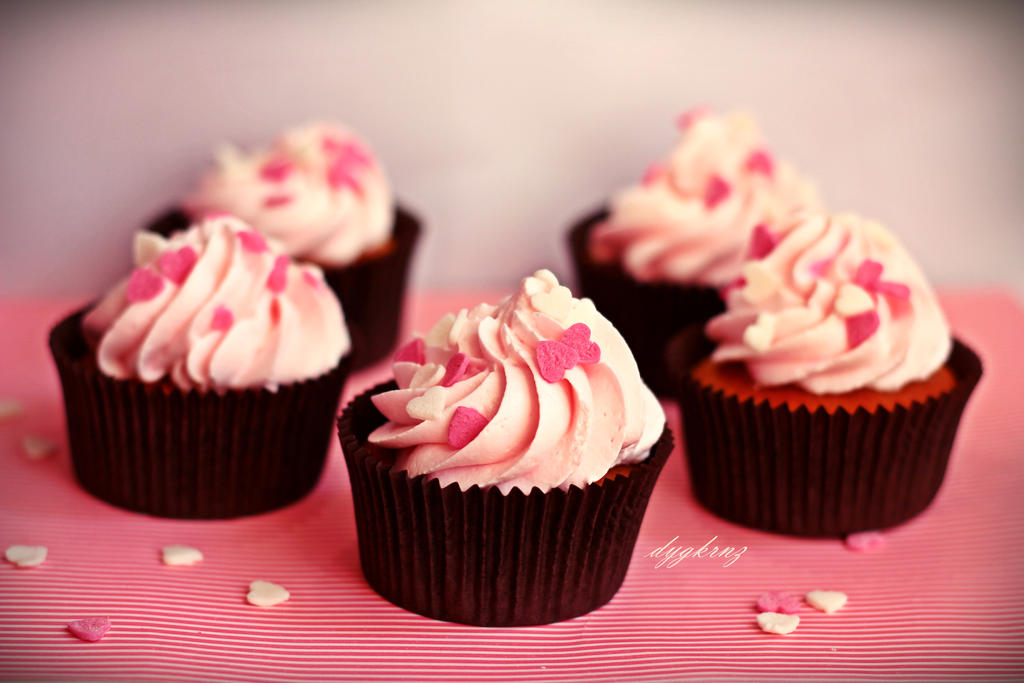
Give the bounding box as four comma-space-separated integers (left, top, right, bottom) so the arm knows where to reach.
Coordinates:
338, 270, 671, 626
569, 108, 820, 395
152, 121, 420, 369
668, 212, 982, 536
49, 215, 352, 518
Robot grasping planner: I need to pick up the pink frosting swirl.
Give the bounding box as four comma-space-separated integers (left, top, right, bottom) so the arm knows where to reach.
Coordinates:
83, 215, 350, 392
705, 212, 952, 393
367, 270, 666, 494
589, 110, 820, 287
185, 122, 393, 266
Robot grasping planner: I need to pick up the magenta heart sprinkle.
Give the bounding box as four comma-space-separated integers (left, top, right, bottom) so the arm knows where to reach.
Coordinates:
703, 174, 731, 210
68, 616, 111, 642
756, 592, 802, 615
126, 268, 164, 304
440, 353, 469, 387
448, 406, 488, 449
266, 255, 289, 294
560, 323, 600, 364
394, 338, 426, 365
745, 149, 775, 177
238, 230, 268, 253
846, 310, 880, 348
158, 246, 197, 285
748, 224, 779, 260
537, 340, 579, 383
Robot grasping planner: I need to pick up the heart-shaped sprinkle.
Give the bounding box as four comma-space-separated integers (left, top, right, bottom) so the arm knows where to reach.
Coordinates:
448, 406, 489, 449
566, 296, 597, 326
394, 338, 426, 365
441, 353, 469, 387
854, 259, 884, 288
448, 309, 469, 345
266, 255, 289, 294
756, 592, 802, 614
406, 386, 446, 421
809, 256, 834, 278
68, 617, 111, 642
5, 545, 47, 568
676, 106, 709, 130
259, 157, 294, 183
537, 340, 579, 383
126, 268, 165, 303
748, 224, 779, 260
0, 398, 23, 421
302, 270, 321, 289
425, 313, 455, 348
246, 580, 289, 607
845, 531, 886, 553
834, 284, 874, 317
560, 323, 600, 364
161, 545, 203, 566
805, 590, 847, 614
531, 286, 574, 322
410, 363, 444, 389
22, 435, 57, 460
158, 246, 197, 286
322, 136, 372, 166
703, 174, 731, 210
873, 280, 911, 300
214, 143, 245, 173
745, 149, 775, 177
326, 158, 364, 195
210, 305, 234, 332
846, 310, 880, 349
133, 231, 168, 266
742, 313, 776, 352
757, 612, 799, 635
533, 269, 559, 287
740, 262, 780, 303
263, 194, 293, 209
642, 162, 667, 186
238, 230, 269, 253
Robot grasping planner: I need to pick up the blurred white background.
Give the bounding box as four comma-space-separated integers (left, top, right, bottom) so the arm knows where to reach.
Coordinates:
1, 0, 1021, 297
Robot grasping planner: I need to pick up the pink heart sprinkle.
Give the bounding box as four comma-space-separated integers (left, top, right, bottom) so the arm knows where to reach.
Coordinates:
448, 406, 489, 449
157, 246, 197, 286
745, 149, 775, 177
560, 323, 601, 364
259, 157, 294, 183
322, 136, 372, 167
703, 175, 731, 210
326, 159, 364, 195
266, 255, 290, 294
68, 616, 111, 642
846, 310, 880, 348
748, 224, 779, 260
394, 338, 426, 365
873, 280, 911, 300
441, 352, 469, 387
302, 271, 321, 289
676, 106, 710, 130
845, 530, 886, 553
537, 340, 579, 383
809, 256, 834, 278
126, 268, 165, 303
238, 230, 268, 253
756, 592, 802, 615
642, 162, 667, 187
211, 304, 233, 332
263, 194, 293, 209
854, 259, 884, 288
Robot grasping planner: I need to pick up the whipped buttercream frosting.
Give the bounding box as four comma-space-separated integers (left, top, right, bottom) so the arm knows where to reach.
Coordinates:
185, 121, 393, 266
589, 109, 820, 287
368, 270, 666, 494
83, 215, 350, 392
705, 212, 951, 394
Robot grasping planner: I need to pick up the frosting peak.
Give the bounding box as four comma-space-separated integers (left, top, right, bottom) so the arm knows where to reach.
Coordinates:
84, 216, 350, 392
186, 122, 393, 266
368, 271, 666, 494
589, 110, 820, 287
705, 212, 951, 393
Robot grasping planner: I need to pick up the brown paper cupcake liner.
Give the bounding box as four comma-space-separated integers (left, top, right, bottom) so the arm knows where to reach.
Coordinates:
668, 329, 983, 536
567, 208, 725, 396
49, 309, 350, 519
338, 382, 674, 626
148, 203, 422, 370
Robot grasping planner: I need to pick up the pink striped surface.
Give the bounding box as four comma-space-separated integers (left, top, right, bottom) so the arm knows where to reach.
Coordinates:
1, 290, 1023, 682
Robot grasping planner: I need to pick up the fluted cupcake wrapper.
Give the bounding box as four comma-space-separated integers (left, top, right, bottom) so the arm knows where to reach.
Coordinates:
669, 330, 983, 536
148, 203, 422, 370
49, 309, 350, 519
338, 382, 674, 626
567, 208, 725, 397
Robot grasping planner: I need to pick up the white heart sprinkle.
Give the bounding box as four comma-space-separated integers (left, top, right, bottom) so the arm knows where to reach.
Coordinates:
806, 590, 848, 613
741, 262, 781, 303
161, 545, 203, 566
757, 612, 800, 635
531, 286, 574, 321
567, 297, 597, 326
5, 545, 47, 568
425, 313, 455, 348
533, 269, 560, 287
247, 580, 289, 607
742, 313, 776, 352
0, 398, 24, 421
133, 231, 169, 267
406, 386, 446, 421
22, 436, 57, 460
834, 284, 874, 317
447, 308, 469, 345
214, 142, 246, 176
410, 363, 444, 389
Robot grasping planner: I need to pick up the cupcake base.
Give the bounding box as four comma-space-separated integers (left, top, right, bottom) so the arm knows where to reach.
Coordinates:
668, 329, 983, 536
567, 208, 724, 396
338, 382, 674, 626
49, 309, 350, 519
148, 203, 421, 370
